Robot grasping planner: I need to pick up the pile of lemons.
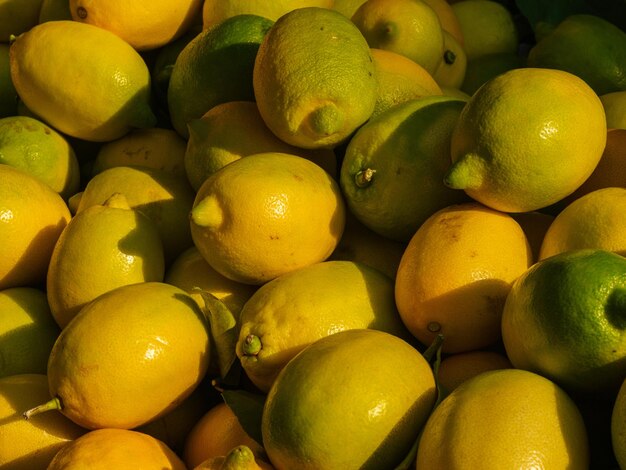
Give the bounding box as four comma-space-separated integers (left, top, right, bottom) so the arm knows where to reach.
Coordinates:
1, 0, 626, 469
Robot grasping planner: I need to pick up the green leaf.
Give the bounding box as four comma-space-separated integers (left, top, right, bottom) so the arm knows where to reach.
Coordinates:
222, 389, 266, 446
194, 289, 239, 379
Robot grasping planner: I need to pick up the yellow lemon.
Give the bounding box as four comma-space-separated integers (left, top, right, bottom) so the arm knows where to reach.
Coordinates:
527, 14, 626, 96
236, 260, 411, 392
433, 30, 467, 89
415, 369, 589, 469
501, 249, 626, 395
340, 95, 469, 242
47, 428, 186, 470
460, 51, 525, 96
0, 0, 43, 41
9, 21, 156, 142
539, 188, 626, 260
202, 0, 334, 29
0, 287, 59, 377
333, 0, 366, 18
437, 349, 512, 397
423, 0, 464, 46
612, 379, 626, 469
328, 211, 407, 280
395, 202, 532, 353
166, 246, 257, 317
0, 115, 80, 199
46, 193, 165, 328
0, 44, 17, 117
183, 402, 265, 469
74, 165, 195, 264
253, 7, 378, 149
369, 48, 442, 118
352, 0, 444, 76
168, 14, 274, 139
445, 67, 607, 212
451, 0, 518, 61
185, 101, 337, 192
26, 282, 211, 430
190, 152, 345, 285
0, 374, 86, 469
91, 127, 187, 179
262, 329, 436, 469
69, 0, 202, 51
38, 0, 72, 22
600, 91, 626, 129
194, 445, 273, 470
0, 164, 71, 290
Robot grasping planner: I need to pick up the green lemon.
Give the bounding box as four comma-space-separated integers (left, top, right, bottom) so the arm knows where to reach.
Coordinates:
168, 14, 274, 139
0, 115, 80, 199
600, 91, 626, 130
501, 249, 626, 396
340, 95, 469, 242
262, 329, 437, 469
527, 14, 626, 96
461, 51, 526, 96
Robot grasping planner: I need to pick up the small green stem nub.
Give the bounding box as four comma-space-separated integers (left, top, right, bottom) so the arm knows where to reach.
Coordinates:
23, 397, 62, 420
443, 49, 456, 65
355, 168, 376, 188
242, 334, 262, 356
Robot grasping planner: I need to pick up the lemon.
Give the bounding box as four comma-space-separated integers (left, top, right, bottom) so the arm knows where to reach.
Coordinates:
0, 0, 43, 41
190, 152, 345, 285
612, 379, 626, 469
451, 0, 518, 61
445, 67, 607, 212
369, 48, 443, 118
333, 0, 366, 18
28, 282, 211, 430
69, 0, 202, 51
262, 329, 436, 469
91, 127, 187, 178
47, 428, 186, 470
395, 202, 532, 353
502, 249, 626, 395
0, 44, 17, 117
0, 164, 71, 290
38, 0, 72, 22
437, 349, 512, 397
340, 95, 469, 242
74, 165, 195, 264
194, 445, 272, 470
10, 21, 156, 142
253, 7, 378, 149
600, 91, 626, 129
202, 0, 334, 29
184, 101, 337, 192
236, 260, 410, 392
166, 246, 257, 317
328, 211, 407, 280
539, 188, 626, 260
433, 30, 467, 89
168, 14, 274, 139
510, 210, 555, 262
183, 402, 265, 469
0, 115, 80, 199
46, 193, 165, 328
0, 287, 59, 377
352, 0, 444, 76
460, 51, 525, 96
0, 374, 86, 469
415, 369, 589, 469
527, 14, 626, 96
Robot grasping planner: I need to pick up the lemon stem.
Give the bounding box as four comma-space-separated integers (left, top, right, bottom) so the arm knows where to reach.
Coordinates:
443, 49, 456, 65
242, 334, 262, 356
23, 397, 62, 420
355, 168, 376, 188
422, 333, 444, 364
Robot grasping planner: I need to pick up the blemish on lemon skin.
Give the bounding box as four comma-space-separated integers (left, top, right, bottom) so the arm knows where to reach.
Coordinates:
76, 6, 88, 19
427, 321, 441, 333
